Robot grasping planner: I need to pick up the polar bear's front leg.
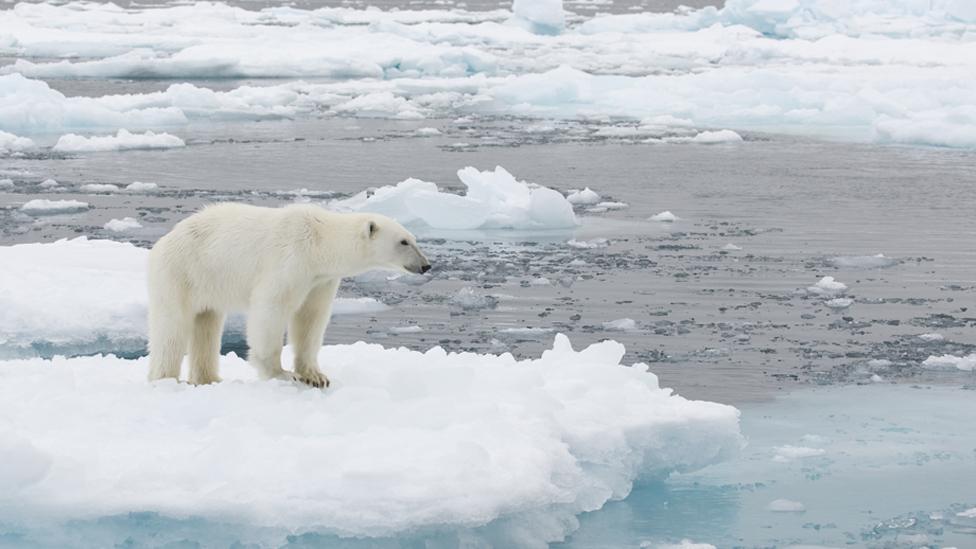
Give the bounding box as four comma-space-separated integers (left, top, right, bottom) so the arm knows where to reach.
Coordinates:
246, 292, 296, 382
288, 279, 340, 388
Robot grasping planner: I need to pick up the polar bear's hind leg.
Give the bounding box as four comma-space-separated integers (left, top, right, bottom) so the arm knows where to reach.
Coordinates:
188, 309, 225, 385
148, 305, 190, 382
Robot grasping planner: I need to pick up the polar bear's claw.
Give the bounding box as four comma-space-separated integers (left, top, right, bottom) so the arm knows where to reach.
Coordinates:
298, 370, 330, 389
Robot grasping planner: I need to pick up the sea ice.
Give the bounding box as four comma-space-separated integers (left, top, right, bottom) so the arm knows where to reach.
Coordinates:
125, 181, 159, 192
449, 287, 498, 311
918, 333, 944, 342
567, 238, 610, 249
0, 178, 14, 189
921, 354, 976, 372
824, 297, 853, 309
722, 243, 742, 251
0, 335, 742, 546
567, 187, 601, 205
827, 253, 897, 269
650, 542, 717, 549
53, 129, 185, 153
649, 211, 678, 222
38, 178, 59, 188
772, 445, 826, 462
330, 166, 578, 231
603, 318, 638, 331
0, 238, 389, 358
0, 130, 34, 154
103, 217, 143, 232
80, 183, 120, 193
594, 201, 628, 210
511, 0, 566, 35
767, 499, 806, 513
19, 199, 90, 215
805, 276, 847, 296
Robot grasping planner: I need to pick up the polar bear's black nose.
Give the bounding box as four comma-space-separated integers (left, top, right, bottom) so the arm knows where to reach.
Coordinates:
420, 264, 431, 274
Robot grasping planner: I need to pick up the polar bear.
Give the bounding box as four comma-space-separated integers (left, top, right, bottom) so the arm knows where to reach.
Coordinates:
147, 203, 430, 387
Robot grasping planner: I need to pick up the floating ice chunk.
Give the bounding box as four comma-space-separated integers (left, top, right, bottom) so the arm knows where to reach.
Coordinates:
0, 335, 742, 543
918, 333, 944, 342
567, 238, 610, 249
500, 326, 554, 336
38, 178, 59, 189
921, 353, 976, 371
767, 499, 806, 512
773, 445, 825, 462
650, 541, 717, 549
595, 201, 629, 210
511, 0, 566, 35
125, 181, 159, 192
722, 243, 742, 250
450, 287, 498, 311
0, 130, 35, 154
103, 217, 143, 232
0, 238, 389, 358
806, 276, 847, 296
53, 129, 185, 153
824, 297, 853, 309
691, 130, 743, 144
530, 277, 551, 286
20, 199, 90, 215
567, 187, 602, 205
80, 183, 120, 193
868, 359, 892, 368
603, 318, 638, 331
414, 127, 442, 136
649, 211, 679, 222
330, 166, 578, 231
958, 507, 976, 518
828, 253, 897, 269
389, 325, 423, 334
0, 178, 13, 189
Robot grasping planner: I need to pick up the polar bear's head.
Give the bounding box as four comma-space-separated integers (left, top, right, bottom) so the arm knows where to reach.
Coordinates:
359, 214, 431, 275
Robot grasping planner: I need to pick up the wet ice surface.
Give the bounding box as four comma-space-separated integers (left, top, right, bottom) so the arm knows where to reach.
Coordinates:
2, 118, 974, 402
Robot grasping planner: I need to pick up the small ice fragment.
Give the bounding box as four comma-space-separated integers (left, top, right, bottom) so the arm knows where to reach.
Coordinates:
0, 178, 13, 188
20, 199, 89, 215
806, 276, 847, 296
566, 238, 609, 249
921, 354, 976, 371
103, 217, 142, 232
825, 297, 853, 309
500, 327, 554, 335
389, 325, 423, 334
595, 201, 628, 210
530, 277, 551, 286
649, 211, 678, 222
828, 254, 897, 269
566, 187, 601, 205
868, 359, 892, 368
125, 181, 158, 192
450, 287, 497, 311
870, 374, 884, 382
767, 499, 806, 512
691, 130, 743, 144
80, 183, 120, 193
957, 507, 976, 518
569, 259, 587, 266
53, 129, 185, 153
918, 333, 944, 342
722, 243, 742, 251
415, 127, 442, 136
603, 318, 638, 331
773, 445, 825, 462
330, 297, 389, 315
38, 178, 58, 188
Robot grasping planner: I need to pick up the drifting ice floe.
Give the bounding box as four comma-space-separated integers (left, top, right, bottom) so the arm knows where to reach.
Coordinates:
19, 199, 90, 215
103, 217, 143, 232
805, 276, 847, 296
827, 253, 898, 269
0, 238, 388, 358
566, 187, 601, 206
53, 129, 185, 153
921, 353, 976, 371
0, 130, 34, 155
766, 499, 806, 513
0, 335, 742, 546
330, 166, 578, 231
649, 211, 678, 222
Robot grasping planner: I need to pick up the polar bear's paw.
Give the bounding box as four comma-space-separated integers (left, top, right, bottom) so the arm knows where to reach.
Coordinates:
297, 368, 330, 389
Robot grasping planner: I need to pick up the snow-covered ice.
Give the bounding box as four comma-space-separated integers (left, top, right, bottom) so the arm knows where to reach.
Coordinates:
767, 499, 806, 513
567, 238, 609, 249
649, 211, 678, 222
824, 297, 853, 309
450, 286, 498, 311
805, 276, 847, 296
330, 166, 578, 231
19, 199, 90, 215
53, 129, 185, 153
0, 130, 34, 154
103, 217, 143, 232
567, 187, 601, 205
918, 333, 945, 342
0, 238, 388, 358
511, 0, 566, 35
0, 334, 742, 546
772, 445, 825, 462
921, 354, 976, 371
125, 181, 158, 192
80, 183, 120, 193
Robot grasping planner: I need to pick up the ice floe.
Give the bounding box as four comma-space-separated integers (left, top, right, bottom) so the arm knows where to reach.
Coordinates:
567, 187, 601, 205
603, 318, 638, 331
79, 183, 120, 193
767, 499, 806, 513
0, 238, 389, 358
330, 166, 578, 231
567, 238, 610, 249
53, 129, 185, 153
649, 211, 679, 222
19, 199, 90, 215
828, 253, 898, 269
511, 0, 566, 35
0, 130, 34, 155
772, 445, 825, 462
805, 276, 847, 297
103, 217, 143, 232
125, 181, 159, 192
921, 353, 976, 371
0, 334, 742, 546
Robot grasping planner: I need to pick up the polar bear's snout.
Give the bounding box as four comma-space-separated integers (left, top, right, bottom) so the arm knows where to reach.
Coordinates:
404, 244, 432, 275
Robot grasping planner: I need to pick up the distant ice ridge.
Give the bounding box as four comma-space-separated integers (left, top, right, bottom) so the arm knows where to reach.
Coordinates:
0, 238, 388, 359
53, 129, 185, 152
0, 336, 742, 547
331, 166, 578, 231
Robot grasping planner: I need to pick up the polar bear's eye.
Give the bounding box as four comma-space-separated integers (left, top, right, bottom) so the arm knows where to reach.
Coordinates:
400, 239, 409, 246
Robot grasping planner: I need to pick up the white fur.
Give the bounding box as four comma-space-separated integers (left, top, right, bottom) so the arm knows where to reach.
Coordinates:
147, 203, 429, 386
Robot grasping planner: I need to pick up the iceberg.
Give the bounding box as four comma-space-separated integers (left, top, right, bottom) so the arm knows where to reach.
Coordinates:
0, 335, 742, 547
330, 166, 579, 231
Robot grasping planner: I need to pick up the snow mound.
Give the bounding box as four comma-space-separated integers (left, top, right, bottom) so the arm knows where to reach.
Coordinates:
19, 199, 89, 215
53, 129, 185, 153
330, 166, 578, 231
921, 353, 976, 371
0, 335, 742, 545
0, 238, 388, 358
103, 217, 142, 232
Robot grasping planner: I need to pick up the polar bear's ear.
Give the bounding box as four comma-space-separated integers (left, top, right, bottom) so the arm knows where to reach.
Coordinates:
367, 220, 378, 239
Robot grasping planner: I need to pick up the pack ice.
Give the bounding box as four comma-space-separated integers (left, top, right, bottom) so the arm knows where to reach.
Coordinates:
1, 0, 975, 147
